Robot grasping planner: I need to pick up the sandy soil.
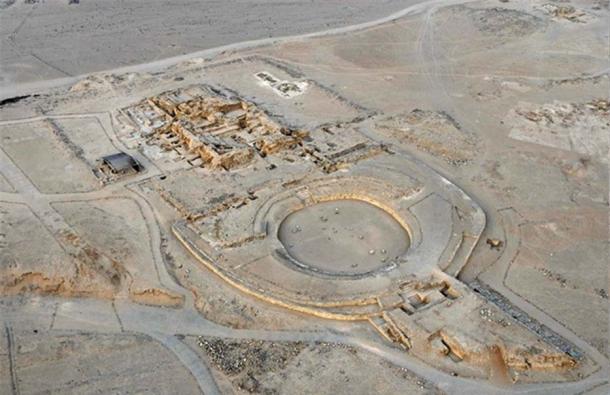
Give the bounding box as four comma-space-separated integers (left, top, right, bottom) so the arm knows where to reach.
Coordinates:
0, 0, 425, 86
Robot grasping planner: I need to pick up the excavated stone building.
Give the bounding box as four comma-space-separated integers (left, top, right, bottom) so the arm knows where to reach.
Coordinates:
119, 87, 308, 170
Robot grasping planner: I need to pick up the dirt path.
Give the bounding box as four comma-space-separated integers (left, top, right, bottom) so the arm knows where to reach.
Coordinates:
1, 295, 606, 395
0, 0, 478, 100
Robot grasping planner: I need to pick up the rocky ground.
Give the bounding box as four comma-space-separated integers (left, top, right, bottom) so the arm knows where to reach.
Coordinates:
187, 337, 441, 394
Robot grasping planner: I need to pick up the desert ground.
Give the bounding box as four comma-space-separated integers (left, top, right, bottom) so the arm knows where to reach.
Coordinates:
0, 0, 426, 87
0, 0, 608, 394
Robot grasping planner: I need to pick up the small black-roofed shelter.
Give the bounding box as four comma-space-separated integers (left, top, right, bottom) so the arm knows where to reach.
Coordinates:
102, 152, 141, 174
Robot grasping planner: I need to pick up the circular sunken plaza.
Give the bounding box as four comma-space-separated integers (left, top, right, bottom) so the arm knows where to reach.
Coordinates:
278, 199, 411, 278
173, 154, 485, 319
